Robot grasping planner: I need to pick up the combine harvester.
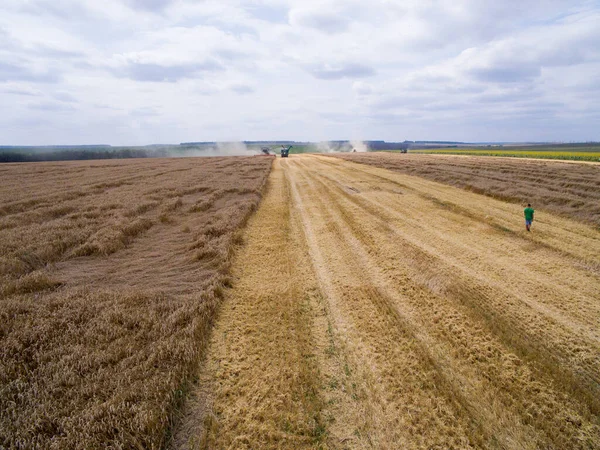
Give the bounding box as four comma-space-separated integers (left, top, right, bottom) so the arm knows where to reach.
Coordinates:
280, 145, 292, 158
260, 145, 292, 157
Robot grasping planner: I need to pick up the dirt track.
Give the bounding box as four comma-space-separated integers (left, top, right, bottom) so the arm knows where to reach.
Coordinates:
176, 154, 600, 449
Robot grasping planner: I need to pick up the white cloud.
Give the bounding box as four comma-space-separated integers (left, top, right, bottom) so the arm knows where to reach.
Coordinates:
0, 0, 598, 144
288, 4, 352, 33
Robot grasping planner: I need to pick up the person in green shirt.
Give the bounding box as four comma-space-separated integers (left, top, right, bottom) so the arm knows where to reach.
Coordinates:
524, 204, 535, 231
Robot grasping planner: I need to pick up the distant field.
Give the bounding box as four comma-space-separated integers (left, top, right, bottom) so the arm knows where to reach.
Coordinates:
331, 152, 600, 227
0, 156, 272, 448
411, 145, 600, 161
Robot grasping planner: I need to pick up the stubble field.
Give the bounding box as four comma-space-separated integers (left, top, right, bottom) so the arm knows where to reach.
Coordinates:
2, 152, 600, 449
176, 154, 600, 449
332, 152, 600, 227
0, 156, 272, 448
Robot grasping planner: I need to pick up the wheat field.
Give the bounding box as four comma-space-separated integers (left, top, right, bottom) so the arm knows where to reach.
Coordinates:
0, 156, 272, 449
176, 154, 600, 449
2, 153, 600, 449
332, 152, 600, 227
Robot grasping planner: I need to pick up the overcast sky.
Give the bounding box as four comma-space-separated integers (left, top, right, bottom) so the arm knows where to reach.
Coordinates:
1, 0, 599, 145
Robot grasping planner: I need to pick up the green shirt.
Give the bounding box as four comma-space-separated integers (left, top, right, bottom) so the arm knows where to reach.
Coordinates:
524, 207, 534, 221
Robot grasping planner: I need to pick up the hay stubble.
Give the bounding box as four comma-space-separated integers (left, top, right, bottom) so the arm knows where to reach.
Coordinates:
179, 155, 600, 449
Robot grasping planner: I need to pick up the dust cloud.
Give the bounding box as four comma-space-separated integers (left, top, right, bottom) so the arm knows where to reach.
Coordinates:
350, 140, 368, 152
316, 141, 368, 153
170, 142, 261, 158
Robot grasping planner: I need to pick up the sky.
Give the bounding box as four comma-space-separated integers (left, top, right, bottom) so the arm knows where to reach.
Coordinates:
1, 0, 599, 145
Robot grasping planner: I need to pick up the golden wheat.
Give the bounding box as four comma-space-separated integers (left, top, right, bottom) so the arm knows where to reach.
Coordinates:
0, 156, 272, 449
332, 152, 600, 227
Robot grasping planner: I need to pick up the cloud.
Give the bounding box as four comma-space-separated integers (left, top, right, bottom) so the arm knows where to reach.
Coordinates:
53, 92, 78, 102
0, 0, 598, 144
352, 81, 373, 96
213, 48, 252, 61
455, 12, 600, 83
468, 65, 542, 83
11, 0, 89, 20
0, 82, 42, 96
0, 61, 60, 83
310, 63, 375, 80
289, 8, 351, 33
230, 84, 255, 94
130, 106, 160, 117
246, 4, 289, 23
127, 0, 174, 12
114, 60, 224, 82
32, 45, 85, 59
29, 101, 76, 112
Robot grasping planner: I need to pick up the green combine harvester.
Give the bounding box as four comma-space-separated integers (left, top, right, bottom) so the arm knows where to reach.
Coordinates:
280, 145, 292, 158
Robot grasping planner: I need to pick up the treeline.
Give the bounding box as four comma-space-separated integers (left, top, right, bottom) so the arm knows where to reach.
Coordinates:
0, 148, 157, 163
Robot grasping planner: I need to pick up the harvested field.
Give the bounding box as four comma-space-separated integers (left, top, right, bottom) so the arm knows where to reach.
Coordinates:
177, 154, 600, 449
0, 156, 272, 448
331, 152, 600, 227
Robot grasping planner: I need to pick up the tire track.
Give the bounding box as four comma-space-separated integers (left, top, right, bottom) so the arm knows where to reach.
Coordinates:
295, 157, 600, 447
293, 160, 547, 447
287, 160, 496, 448
311, 156, 600, 408
173, 160, 366, 449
